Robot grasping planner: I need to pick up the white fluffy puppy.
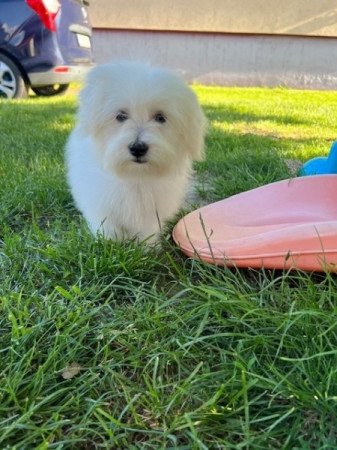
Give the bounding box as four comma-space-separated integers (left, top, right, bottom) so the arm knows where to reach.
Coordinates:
66, 61, 206, 242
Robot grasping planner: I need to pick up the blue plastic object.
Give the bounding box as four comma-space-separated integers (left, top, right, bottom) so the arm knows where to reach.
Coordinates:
300, 141, 337, 176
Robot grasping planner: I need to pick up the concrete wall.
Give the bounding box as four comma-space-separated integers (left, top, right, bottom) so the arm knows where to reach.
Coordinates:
89, 1, 337, 89
89, 0, 337, 37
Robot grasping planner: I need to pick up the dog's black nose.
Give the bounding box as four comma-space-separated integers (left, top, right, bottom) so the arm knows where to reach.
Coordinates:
129, 141, 149, 158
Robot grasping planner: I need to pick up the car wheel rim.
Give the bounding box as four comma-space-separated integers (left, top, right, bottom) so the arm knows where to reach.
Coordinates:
0, 61, 17, 98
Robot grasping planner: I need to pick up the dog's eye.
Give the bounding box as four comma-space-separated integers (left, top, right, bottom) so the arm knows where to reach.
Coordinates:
154, 112, 166, 124
116, 111, 128, 122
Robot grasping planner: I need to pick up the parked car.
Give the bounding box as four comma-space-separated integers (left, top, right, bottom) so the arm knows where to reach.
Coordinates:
0, 0, 93, 99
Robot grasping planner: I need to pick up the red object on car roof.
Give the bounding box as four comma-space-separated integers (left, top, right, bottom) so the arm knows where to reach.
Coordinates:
26, 0, 60, 31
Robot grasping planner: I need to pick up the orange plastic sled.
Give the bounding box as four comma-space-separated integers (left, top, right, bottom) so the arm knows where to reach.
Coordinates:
173, 175, 337, 272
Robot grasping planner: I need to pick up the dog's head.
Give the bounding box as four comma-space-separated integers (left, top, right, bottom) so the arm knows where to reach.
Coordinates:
76, 61, 206, 177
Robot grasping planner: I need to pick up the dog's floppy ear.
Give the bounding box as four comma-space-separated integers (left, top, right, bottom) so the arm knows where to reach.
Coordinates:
180, 89, 207, 161
76, 65, 112, 136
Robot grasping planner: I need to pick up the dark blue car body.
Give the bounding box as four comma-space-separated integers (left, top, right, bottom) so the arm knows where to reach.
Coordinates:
0, 0, 93, 98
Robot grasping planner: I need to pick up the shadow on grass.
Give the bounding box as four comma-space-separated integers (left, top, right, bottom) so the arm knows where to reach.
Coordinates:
1, 96, 76, 137
0, 99, 77, 228
203, 103, 311, 126
196, 102, 333, 201
197, 127, 292, 201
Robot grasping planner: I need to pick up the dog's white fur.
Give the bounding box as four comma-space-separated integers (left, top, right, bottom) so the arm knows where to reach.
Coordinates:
66, 61, 206, 242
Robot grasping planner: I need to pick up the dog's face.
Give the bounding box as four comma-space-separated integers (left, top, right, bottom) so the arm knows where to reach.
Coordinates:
77, 62, 206, 178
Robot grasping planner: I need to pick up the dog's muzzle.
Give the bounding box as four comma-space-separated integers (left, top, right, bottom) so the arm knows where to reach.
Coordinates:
128, 141, 149, 162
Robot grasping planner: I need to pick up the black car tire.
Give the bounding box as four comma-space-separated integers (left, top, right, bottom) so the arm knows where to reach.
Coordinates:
32, 84, 70, 96
0, 54, 28, 99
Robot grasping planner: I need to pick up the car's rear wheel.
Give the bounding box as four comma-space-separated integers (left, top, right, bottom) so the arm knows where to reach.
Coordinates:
32, 84, 69, 96
0, 54, 28, 99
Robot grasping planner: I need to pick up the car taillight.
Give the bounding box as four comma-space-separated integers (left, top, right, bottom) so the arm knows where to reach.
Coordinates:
53, 66, 69, 73
26, 0, 61, 32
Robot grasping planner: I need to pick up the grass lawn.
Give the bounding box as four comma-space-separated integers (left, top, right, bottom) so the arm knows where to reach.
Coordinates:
1, 86, 337, 449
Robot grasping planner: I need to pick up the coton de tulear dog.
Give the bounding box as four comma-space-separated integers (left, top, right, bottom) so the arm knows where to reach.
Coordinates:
66, 61, 206, 242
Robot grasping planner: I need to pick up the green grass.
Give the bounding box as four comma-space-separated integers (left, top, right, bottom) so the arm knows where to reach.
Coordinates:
1, 86, 337, 449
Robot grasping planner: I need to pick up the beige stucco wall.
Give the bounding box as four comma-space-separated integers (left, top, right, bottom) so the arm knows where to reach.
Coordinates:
92, 31, 337, 89
89, 0, 337, 37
